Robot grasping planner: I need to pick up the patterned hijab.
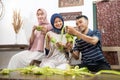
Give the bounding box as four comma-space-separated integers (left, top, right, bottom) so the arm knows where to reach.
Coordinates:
50, 13, 64, 34
36, 8, 49, 25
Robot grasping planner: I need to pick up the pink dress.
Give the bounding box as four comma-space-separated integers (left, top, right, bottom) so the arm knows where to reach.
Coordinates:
30, 30, 46, 51
8, 24, 52, 69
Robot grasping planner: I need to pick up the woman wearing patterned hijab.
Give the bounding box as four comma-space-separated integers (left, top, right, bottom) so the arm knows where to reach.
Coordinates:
8, 8, 52, 69
39, 13, 73, 70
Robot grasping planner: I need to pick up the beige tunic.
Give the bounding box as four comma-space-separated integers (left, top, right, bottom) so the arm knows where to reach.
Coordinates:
40, 31, 69, 70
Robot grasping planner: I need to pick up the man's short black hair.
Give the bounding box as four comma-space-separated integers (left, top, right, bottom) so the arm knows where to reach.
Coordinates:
76, 15, 88, 20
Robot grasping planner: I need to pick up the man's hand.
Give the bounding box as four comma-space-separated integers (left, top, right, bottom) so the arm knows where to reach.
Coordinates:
66, 26, 78, 36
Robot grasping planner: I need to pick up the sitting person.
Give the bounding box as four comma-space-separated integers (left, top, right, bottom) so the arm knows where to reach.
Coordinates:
39, 13, 73, 70
66, 15, 111, 72
8, 8, 52, 69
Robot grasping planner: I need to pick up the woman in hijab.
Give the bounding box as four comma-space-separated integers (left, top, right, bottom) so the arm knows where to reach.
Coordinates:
8, 8, 52, 69
39, 13, 73, 70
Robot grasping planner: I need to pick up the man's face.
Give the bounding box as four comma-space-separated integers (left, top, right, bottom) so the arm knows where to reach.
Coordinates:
76, 17, 88, 33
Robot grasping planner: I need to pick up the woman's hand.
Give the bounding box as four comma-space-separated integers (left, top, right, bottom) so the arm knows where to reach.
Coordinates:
29, 25, 37, 46
32, 25, 37, 33
35, 25, 48, 35
46, 34, 51, 43
72, 51, 80, 60
56, 42, 63, 48
41, 26, 47, 35
45, 34, 51, 49
64, 42, 73, 52
30, 25, 37, 39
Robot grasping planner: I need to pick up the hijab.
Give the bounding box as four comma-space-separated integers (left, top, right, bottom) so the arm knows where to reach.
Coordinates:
36, 8, 49, 25
50, 13, 64, 34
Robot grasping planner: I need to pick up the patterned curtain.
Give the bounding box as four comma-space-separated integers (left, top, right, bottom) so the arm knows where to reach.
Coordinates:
96, 0, 120, 65
96, 0, 120, 46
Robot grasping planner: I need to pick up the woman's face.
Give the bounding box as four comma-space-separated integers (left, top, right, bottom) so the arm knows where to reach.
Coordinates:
36, 10, 46, 23
54, 17, 63, 29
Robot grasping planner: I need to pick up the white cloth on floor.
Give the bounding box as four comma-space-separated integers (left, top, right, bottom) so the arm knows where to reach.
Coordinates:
8, 50, 44, 69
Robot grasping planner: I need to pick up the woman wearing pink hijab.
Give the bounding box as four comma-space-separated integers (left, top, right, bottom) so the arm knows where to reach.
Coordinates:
8, 8, 52, 69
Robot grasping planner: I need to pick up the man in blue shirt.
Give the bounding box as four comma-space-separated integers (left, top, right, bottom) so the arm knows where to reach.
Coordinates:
66, 15, 111, 72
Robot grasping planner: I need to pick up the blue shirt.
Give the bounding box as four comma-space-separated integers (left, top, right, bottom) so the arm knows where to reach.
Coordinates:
73, 29, 105, 65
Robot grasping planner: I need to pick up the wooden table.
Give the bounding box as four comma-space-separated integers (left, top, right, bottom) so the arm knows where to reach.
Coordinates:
0, 72, 120, 80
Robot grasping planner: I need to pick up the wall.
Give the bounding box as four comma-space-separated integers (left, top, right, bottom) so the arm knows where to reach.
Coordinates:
0, 0, 94, 44
0, 0, 95, 68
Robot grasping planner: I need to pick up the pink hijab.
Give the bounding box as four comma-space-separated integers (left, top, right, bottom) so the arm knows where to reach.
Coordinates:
36, 8, 49, 25
30, 8, 52, 51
